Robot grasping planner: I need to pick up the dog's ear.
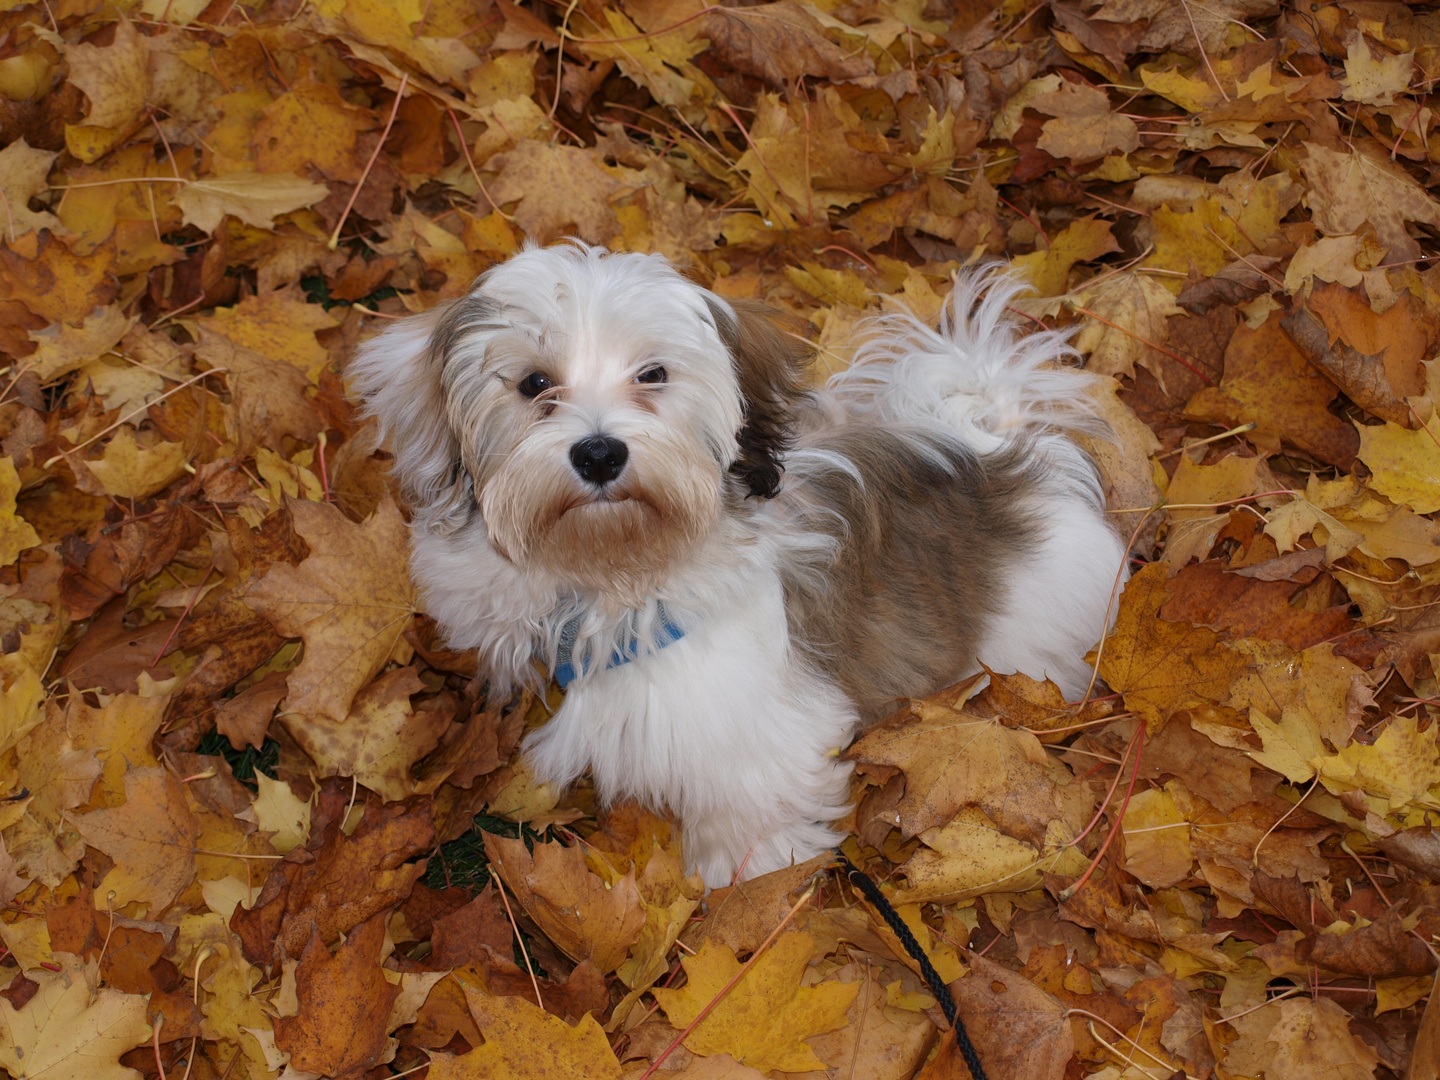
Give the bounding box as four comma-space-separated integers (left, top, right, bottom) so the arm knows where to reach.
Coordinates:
347, 294, 499, 530
705, 297, 811, 498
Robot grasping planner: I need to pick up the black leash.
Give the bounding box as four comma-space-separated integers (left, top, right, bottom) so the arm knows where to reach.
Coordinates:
834, 851, 990, 1080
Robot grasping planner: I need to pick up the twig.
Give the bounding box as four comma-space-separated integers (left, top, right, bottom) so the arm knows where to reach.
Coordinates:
495, 879, 545, 1011
328, 74, 409, 250
42, 368, 227, 469
1057, 723, 1145, 902
1181, 0, 1229, 102
1157, 422, 1257, 459
1068, 304, 1216, 386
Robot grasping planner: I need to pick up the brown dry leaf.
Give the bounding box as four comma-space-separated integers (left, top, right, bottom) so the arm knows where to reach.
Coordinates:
242, 495, 417, 721
0, 138, 61, 237
1265, 995, 1381, 1079
1303, 143, 1440, 263
487, 141, 622, 244
72, 766, 199, 912
231, 797, 434, 962
700, 2, 871, 91
933, 950, 1073, 1080
65, 16, 149, 134
1160, 559, 1352, 650
1186, 310, 1358, 468
272, 914, 400, 1078
1095, 562, 1250, 729
848, 697, 1089, 846
483, 833, 645, 974
652, 931, 860, 1074
281, 666, 450, 801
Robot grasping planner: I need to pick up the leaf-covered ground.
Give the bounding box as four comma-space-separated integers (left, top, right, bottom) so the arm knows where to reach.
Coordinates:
0, 0, 1438, 1076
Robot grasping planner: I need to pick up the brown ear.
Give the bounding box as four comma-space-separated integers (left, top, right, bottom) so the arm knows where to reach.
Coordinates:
707, 297, 812, 499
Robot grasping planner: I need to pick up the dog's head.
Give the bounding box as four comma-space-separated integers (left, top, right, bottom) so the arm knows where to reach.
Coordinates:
347, 242, 809, 597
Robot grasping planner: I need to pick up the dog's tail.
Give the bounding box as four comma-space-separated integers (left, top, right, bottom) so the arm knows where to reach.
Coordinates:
827, 266, 1107, 454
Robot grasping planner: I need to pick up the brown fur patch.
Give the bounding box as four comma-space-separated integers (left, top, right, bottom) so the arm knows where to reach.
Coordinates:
708, 298, 812, 499
780, 428, 1039, 721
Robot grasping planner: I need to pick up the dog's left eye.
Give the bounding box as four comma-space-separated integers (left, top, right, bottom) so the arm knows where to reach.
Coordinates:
635, 366, 667, 385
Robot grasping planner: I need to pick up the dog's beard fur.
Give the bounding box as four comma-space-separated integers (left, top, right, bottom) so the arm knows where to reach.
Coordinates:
479, 427, 722, 598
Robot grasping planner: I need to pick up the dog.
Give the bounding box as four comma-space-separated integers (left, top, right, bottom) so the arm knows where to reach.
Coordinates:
348, 242, 1128, 888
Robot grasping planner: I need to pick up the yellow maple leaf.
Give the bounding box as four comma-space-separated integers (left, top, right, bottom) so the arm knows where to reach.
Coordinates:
427, 987, 624, 1079
0, 953, 151, 1080
653, 931, 859, 1074
281, 666, 450, 801
1094, 562, 1250, 730
1011, 217, 1120, 298
895, 808, 1088, 904
1121, 783, 1193, 888
83, 427, 187, 500
1317, 714, 1440, 814
0, 457, 39, 568
199, 288, 338, 384
1356, 419, 1440, 515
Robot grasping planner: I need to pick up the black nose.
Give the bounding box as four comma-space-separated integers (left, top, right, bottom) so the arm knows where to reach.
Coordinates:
569, 436, 628, 486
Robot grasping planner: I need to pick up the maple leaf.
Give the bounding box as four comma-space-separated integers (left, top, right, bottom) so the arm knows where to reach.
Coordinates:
242, 495, 417, 721
83, 427, 188, 501
173, 171, 331, 234
198, 288, 339, 385
65, 16, 149, 134
1357, 419, 1440, 515
487, 141, 622, 244
0, 457, 39, 568
653, 931, 859, 1074
938, 951, 1074, 1080
847, 697, 1090, 845
1071, 271, 1183, 385
1094, 562, 1250, 729
427, 986, 624, 1079
231, 796, 433, 962
701, 2, 871, 90
0, 953, 151, 1080
273, 915, 400, 1078
1302, 143, 1440, 263
0, 138, 62, 238
72, 766, 200, 912
282, 665, 450, 801
483, 833, 645, 974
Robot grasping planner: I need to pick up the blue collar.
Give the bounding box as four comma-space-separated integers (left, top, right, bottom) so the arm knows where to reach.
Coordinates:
552, 602, 686, 690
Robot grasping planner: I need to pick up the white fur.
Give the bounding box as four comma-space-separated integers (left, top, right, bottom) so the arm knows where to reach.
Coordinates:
349, 244, 1127, 887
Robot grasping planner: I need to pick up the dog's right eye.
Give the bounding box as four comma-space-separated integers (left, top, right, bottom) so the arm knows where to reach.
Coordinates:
517, 373, 552, 398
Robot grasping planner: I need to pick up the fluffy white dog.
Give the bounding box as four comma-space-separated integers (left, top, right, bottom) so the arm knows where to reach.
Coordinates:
349, 242, 1127, 887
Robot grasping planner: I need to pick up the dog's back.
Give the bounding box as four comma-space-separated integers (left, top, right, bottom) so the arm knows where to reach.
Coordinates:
767, 269, 1129, 712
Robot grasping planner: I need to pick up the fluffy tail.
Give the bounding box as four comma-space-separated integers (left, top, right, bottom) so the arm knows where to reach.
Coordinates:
828, 266, 1107, 454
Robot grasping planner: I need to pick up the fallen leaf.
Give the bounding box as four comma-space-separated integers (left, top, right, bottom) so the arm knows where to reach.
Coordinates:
483, 833, 645, 974
72, 766, 200, 912
653, 931, 859, 1074
272, 914, 400, 1077
242, 495, 417, 721
848, 697, 1089, 845
0, 953, 151, 1080
428, 985, 624, 1079
282, 666, 450, 800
